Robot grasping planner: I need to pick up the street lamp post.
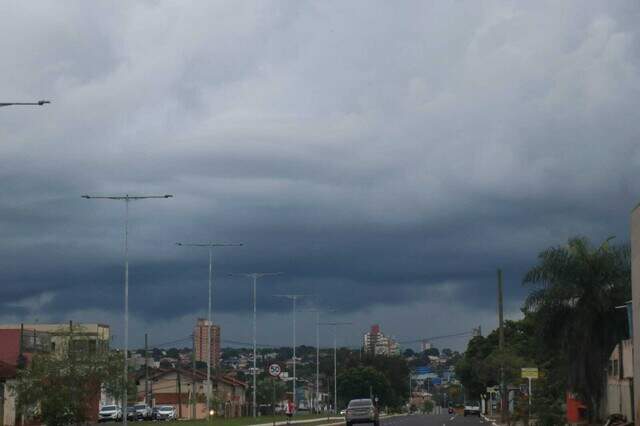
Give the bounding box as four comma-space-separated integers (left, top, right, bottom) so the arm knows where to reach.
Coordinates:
300, 308, 335, 413
318, 322, 351, 414
82, 193, 173, 426
229, 272, 282, 418
0, 100, 50, 108
275, 294, 306, 411
176, 242, 243, 421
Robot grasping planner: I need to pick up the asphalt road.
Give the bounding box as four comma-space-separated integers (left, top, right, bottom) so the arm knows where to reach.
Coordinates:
381, 413, 486, 426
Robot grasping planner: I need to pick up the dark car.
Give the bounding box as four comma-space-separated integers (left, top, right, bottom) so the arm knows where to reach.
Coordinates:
345, 399, 379, 426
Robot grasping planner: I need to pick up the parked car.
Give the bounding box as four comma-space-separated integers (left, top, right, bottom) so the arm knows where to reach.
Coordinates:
153, 405, 177, 421
345, 399, 379, 426
464, 401, 480, 416
98, 405, 122, 422
134, 403, 153, 420
126, 406, 137, 421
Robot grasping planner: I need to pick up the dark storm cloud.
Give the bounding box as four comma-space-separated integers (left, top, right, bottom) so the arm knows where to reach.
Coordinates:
1, 1, 640, 346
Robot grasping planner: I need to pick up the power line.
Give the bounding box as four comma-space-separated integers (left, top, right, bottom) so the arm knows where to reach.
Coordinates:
398, 330, 474, 345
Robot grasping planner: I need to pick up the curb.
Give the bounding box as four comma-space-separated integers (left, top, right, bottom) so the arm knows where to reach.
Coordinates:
247, 418, 344, 426
481, 414, 498, 426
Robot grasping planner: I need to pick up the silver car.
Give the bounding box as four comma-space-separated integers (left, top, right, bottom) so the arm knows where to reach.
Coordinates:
345, 399, 379, 426
153, 405, 177, 421
98, 405, 122, 422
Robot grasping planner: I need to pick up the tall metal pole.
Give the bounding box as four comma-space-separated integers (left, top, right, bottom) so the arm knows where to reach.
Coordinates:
0, 100, 50, 108
316, 311, 320, 413
230, 273, 282, 418
274, 295, 307, 410
498, 269, 506, 423
333, 327, 337, 414
252, 274, 257, 418
123, 198, 129, 423
176, 242, 243, 421
82, 193, 173, 426
318, 322, 351, 414
293, 297, 297, 409
207, 247, 213, 420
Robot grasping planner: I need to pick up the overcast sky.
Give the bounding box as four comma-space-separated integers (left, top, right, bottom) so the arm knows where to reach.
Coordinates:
1, 1, 639, 351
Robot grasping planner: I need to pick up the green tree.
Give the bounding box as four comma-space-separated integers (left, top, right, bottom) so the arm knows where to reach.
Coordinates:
15, 327, 126, 426
523, 237, 630, 422
337, 366, 390, 409
255, 377, 288, 408
423, 400, 434, 413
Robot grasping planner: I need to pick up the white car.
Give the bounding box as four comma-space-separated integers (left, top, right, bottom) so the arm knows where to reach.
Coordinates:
464, 401, 480, 416
153, 405, 177, 421
98, 405, 122, 422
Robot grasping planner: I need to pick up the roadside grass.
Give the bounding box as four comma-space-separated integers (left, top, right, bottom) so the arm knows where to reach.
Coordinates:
164, 413, 342, 426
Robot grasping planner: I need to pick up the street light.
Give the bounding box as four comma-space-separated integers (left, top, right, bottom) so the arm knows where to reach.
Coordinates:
274, 294, 307, 411
319, 321, 352, 414
82, 193, 173, 426
0, 100, 50, 107
176, 242, 243, 420
300, 307, 335, 413
229, 272, 282, 418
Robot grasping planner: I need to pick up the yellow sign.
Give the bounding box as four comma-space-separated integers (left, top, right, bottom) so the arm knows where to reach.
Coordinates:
521, 367, 539, 379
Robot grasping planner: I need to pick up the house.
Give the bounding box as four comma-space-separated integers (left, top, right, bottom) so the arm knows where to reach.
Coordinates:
605, 339, 633, 421
137, 368, 247, 419
0, 323, 109, 426
0, 323, 109, 355
0, 361, 18, 426
0, 328, 53, 426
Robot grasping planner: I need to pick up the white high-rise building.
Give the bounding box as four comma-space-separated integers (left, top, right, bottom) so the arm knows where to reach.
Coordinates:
363, 324, 400, 356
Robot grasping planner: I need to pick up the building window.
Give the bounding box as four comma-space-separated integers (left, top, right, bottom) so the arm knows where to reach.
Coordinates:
613, 359, 619, 377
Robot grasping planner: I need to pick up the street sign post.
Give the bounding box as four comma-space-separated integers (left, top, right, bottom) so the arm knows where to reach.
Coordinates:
269, 364, 282, 377
521, 368, 539, 413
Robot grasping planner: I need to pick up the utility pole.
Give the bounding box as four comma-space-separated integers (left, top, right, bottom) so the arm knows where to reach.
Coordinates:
145, 334, 149, 404
176, 241, 242, 421
230, 272, 282, 418
192, 334, 197, 420
498, 269, 506, 423
177, 367, 182, 419
318, 321, 352, 414
83, 193, 173, 426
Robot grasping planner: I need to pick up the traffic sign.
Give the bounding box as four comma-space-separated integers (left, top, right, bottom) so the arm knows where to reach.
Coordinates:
521, 368, 539, 379
268, 363, 282, 377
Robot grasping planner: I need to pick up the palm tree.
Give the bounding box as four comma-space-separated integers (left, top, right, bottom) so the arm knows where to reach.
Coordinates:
523, 237, 630, 422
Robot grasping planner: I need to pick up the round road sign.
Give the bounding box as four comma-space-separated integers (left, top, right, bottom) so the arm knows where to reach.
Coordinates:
268, 364, 282, 377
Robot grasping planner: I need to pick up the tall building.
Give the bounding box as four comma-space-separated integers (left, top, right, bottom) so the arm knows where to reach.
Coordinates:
193, 318, 221, 368
363, 324, 399, 356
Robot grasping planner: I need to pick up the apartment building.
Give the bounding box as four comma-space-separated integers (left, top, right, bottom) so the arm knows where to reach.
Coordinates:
193, 319, 221, 369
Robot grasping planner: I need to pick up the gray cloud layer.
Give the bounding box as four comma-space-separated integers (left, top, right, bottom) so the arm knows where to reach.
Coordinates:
1, 1, 639, 349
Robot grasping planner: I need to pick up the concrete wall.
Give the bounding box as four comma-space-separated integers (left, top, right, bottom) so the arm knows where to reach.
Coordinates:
631, 205, 640, 420
2, 379, 17, 426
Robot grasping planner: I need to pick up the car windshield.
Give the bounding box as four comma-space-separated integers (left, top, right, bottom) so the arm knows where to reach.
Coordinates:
135, 405, 146, 409
159, 406, 173, 411
349, 400, 372, 408
101, 406, 116, 411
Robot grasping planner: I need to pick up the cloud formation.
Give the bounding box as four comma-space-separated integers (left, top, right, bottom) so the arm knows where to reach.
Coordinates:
1, 1, 639, 349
